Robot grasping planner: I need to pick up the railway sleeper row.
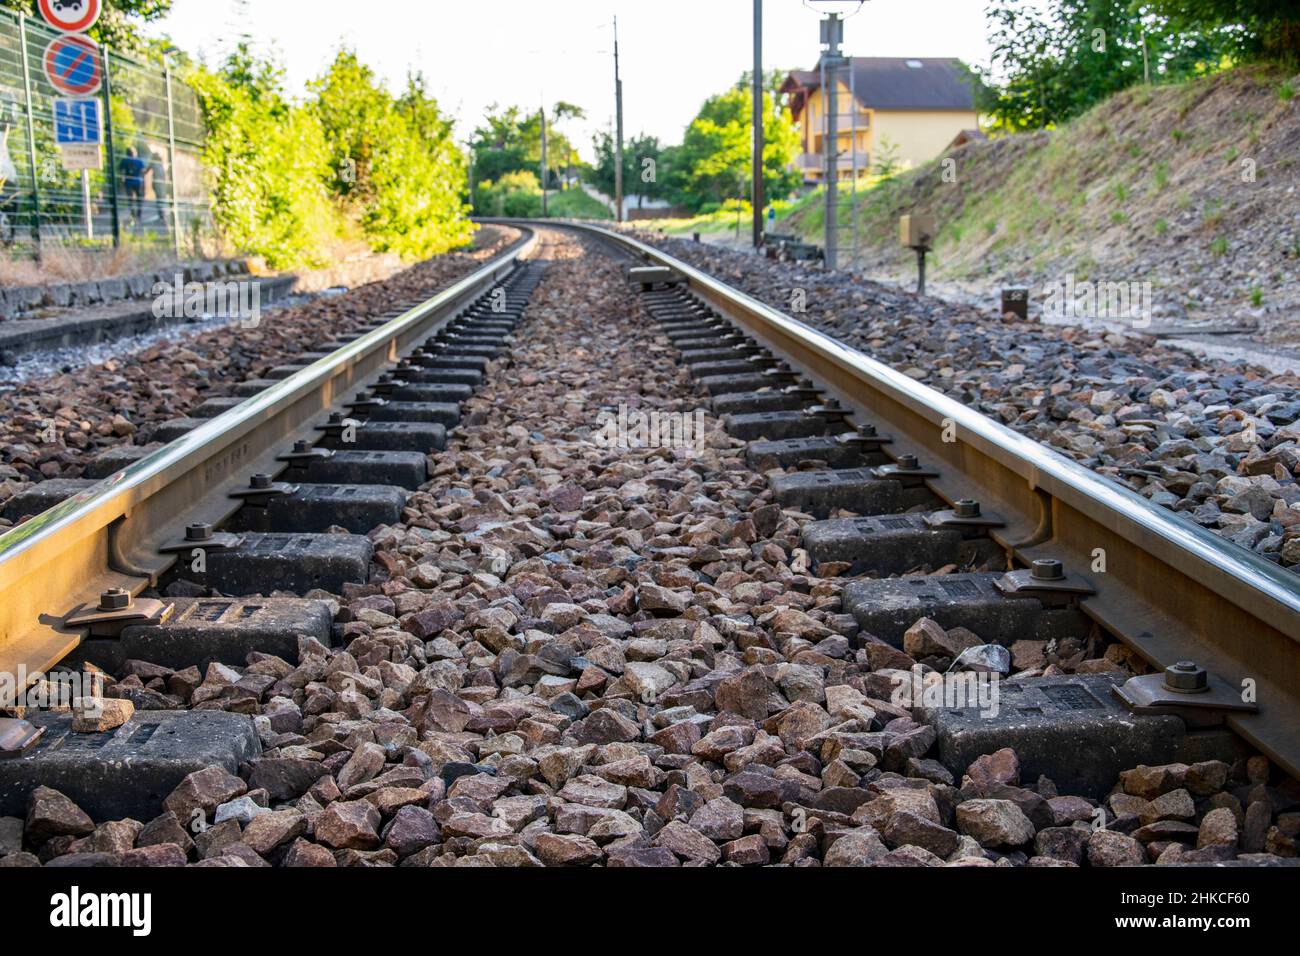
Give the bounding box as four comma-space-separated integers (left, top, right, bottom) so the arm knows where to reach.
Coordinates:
637, 278, 1245, 802
0, 262, 547, 823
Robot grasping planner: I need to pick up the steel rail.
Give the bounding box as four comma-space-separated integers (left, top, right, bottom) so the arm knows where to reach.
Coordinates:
553, 221, 1300, 778
0, 227, 537, 689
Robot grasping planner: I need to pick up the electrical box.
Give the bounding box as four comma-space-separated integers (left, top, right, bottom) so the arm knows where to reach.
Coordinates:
899, 215, 936, 249
627, 266, 683, 291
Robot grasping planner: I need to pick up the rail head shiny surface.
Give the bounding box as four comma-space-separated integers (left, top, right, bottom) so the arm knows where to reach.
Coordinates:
557, 221, 1300, 639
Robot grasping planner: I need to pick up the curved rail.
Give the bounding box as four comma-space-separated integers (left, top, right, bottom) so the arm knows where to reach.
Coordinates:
551, 220, 1300, 777
0, 227, 537, 687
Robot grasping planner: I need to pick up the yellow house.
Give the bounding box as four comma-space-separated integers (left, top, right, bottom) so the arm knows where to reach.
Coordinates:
780, 58, 978, 183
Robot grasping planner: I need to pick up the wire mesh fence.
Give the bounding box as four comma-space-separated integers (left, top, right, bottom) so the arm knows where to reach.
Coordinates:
0, 9, 212, 259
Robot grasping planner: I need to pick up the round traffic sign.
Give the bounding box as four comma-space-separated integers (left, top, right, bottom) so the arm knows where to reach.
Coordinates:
38, 0, 102, 34
43, 35, 102, 97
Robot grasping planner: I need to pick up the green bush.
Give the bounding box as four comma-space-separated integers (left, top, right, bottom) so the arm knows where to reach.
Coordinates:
310, 53, 473, 258
188, 46, 472, 268
546, 188, 613, 220
475, 170, 543, 218
189, 55, 343, 269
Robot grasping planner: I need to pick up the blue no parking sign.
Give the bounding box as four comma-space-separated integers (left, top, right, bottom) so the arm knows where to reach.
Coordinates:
54, 98, 100, 145
43, 34, 102, 96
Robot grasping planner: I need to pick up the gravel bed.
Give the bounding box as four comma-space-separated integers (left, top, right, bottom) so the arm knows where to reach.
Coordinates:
633, 233, 1300, 572
8, 230, 1295, 869
0, 229, 521, 524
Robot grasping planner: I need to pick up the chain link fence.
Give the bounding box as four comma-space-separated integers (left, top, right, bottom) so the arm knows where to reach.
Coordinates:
0, 9, 212, 257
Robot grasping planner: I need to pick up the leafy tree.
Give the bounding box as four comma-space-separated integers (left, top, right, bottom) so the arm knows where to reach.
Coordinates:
469, 102, 582, 206
476, 169, 542, 218
669, 79, 799, 212
629, 134, 676, 208
189, 43, 341, 268
546, 101, 585, 188
589, 131, 673, 208
1148, 0, 1300, 63
191, 44, 471, 267
309, 50, 471, 257
972, 1, 1246, 132
588, 129, 632, 202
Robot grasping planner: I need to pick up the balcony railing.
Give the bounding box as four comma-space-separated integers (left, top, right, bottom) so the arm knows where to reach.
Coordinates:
795, 152, 873, 173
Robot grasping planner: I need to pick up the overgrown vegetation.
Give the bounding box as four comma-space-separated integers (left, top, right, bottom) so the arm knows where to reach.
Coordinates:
473, 72, 800, 219
667, 76, 800, 212
971, 0, 1299, 131
772, 64, 1295, 319
591, 72, 800, 214
190, 46, 471, 269
467, 102, 611, 220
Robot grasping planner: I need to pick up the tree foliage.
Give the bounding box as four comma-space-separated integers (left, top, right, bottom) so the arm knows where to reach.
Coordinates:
190, 45, 471, 268
972, 1, 1290, 132
1148, 0, 1300, 63
188, 44, 340, 268
469, 101, 584, 206
590, 131, 676, 208
475, 169, 543, 218
309, 52, 472, 258
668, 79, 800, 212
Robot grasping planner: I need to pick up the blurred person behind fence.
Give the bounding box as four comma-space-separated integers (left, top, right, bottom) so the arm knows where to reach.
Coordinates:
119, 145, 145, 227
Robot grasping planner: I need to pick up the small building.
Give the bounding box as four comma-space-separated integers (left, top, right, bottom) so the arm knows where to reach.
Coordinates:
780, 58, 978, 184
947, 128, 988, 151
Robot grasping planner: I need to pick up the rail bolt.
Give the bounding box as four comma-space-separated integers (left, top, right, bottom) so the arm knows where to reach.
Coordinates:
897, 454, 920, 470
954, 500, 982, 518
1163, 660, 1209, 694
293, 441, 312, 454
99, 588, 132, 611
186, 523, 213, 541
1031, 559, 1065, 581
249, 474, 273, 490
328, 413, 345, 425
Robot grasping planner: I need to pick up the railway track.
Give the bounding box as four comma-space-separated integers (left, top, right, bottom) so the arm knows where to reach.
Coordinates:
570, 222, 1300, 777
0, 223, 1294, 868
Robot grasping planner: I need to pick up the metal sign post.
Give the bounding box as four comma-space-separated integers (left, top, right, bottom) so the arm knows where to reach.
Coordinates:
81, 169, 92, 238
752, 0, 764, 248
164, 57, 182, 255
100, 47, 119, 247
17, 14, 43, 251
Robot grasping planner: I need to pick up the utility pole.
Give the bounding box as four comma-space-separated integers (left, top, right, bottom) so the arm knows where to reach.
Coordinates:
822, 13, 843, 270
467, 148, 475, 215
540, 105, 548, 217
752, 0, 764, 248
613, 16, 625, 223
